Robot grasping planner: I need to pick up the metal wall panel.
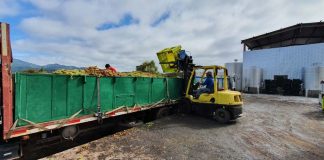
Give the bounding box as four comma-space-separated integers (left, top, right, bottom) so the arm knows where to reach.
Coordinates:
243, 43, 324, 90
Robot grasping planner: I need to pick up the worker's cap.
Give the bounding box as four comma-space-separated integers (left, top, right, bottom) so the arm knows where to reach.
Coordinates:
206, 71, 212, 77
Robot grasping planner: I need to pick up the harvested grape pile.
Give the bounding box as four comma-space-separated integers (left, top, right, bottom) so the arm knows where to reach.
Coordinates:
53, 66, 163, 77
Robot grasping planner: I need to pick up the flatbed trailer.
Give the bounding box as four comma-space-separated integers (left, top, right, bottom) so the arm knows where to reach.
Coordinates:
0, 22, 183, 159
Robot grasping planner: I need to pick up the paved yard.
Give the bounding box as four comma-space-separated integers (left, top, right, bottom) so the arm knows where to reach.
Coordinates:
44, 94, 324, 160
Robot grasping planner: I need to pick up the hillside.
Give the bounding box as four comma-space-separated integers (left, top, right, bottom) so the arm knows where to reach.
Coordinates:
12, 59, 82, 72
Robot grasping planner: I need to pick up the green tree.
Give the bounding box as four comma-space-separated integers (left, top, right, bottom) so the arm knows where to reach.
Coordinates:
136, 60, 158, 73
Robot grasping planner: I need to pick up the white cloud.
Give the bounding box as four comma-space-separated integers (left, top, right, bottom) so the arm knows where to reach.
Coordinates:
0, 0, 20, 17
9, 0, 324, 71
26, 0, 63, 11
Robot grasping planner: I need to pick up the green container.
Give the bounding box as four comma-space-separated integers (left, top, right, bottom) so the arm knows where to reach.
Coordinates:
14, 73, 183, 126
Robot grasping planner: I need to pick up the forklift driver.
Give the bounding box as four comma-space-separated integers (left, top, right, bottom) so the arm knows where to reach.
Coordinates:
195, 71, 214, 98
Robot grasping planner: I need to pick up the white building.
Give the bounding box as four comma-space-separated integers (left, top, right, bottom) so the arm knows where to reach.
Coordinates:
241, 22, 324, 96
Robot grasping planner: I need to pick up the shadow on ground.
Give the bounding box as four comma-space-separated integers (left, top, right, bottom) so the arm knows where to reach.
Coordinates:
146, 114, 237, 131
21, 113, 231, 160
303, 110, 324, 120
21, 123, 131, 160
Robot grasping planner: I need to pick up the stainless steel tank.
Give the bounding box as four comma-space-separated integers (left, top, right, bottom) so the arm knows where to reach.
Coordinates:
225, 62, 243, 91
248, 66, 262, 94
303, 67, 320, 97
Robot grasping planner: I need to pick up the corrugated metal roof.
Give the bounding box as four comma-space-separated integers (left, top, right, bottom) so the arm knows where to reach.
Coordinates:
241, 22, 324, 50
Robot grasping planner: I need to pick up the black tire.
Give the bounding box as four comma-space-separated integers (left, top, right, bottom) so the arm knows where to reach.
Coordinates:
179, 99, 192, 114
214, 108, 230, 123
61, 125, 79, 140
156, 108, 169, 119
144, 109, 157, 122
118, 120, 144, 128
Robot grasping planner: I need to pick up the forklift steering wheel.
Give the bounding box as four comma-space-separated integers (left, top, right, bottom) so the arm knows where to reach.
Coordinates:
195, 82, 203, 89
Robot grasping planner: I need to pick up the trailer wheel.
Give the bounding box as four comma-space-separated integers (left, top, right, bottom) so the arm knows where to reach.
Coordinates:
61, 125, 79, 140
156, 108, 169, 119
214, 108, 230, 123
179, 99, 192, 114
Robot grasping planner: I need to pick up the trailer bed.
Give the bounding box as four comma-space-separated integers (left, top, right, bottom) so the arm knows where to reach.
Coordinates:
7, 73, 183, 139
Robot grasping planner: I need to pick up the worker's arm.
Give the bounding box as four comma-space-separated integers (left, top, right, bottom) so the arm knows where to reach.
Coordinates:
202, 78, 212, 86
202, 79, 207, 86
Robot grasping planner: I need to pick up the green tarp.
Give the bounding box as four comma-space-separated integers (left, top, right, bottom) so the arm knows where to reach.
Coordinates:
14, 73, 183, 126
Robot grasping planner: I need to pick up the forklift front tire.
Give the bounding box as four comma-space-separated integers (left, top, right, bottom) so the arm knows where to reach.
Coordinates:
214, 108, 230, 123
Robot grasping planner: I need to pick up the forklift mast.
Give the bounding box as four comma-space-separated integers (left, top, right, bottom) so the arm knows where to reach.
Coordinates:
178, 50, 195, 94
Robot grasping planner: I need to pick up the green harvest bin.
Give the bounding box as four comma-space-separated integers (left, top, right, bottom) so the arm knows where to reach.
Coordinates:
14, 73, 183, 126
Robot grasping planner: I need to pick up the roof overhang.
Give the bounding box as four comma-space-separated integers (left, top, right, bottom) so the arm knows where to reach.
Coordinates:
241, 22, 324, 50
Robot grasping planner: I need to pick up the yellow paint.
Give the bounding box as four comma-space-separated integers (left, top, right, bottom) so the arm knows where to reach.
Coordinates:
322, 96, 324, 111
156, 45, 182, 73
186, 65, 243, 106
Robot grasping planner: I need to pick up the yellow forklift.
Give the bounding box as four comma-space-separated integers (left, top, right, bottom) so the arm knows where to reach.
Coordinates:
319, 81, 324, 112
157, 46, 243, 123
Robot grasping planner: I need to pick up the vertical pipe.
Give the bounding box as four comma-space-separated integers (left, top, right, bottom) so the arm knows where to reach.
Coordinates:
97, 77, 100, 109
96, 77, 102, 123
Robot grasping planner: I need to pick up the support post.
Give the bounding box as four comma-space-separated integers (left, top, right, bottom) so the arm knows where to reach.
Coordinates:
1, 22, 14, 140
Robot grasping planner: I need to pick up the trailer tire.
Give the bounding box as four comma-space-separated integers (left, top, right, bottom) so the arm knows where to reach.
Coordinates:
118, 120, 144, 128
61, 125, 79, 140
179, 99, 192, 114
156, 108, 169, 119
214, 108, 230, 123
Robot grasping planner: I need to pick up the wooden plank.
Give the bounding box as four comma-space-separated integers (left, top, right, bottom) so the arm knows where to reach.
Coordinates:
1, 22, 14, 140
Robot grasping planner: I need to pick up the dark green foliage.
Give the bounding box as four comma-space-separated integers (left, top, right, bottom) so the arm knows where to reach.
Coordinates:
136, 60, 158, 73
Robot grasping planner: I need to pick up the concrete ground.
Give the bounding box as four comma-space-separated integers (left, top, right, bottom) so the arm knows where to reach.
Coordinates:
44, 94, 324, 160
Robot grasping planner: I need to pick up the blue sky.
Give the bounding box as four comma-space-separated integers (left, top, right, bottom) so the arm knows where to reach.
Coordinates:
1, 0, 324, 71
97, 14, 140, 31
1, 1, 34, 39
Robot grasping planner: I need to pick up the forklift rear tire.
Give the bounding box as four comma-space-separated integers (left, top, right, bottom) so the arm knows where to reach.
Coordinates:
214, 108, 230, 123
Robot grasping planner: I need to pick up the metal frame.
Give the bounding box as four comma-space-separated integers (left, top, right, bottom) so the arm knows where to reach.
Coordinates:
5, 100, 177, 139
185, 65, 228, 97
